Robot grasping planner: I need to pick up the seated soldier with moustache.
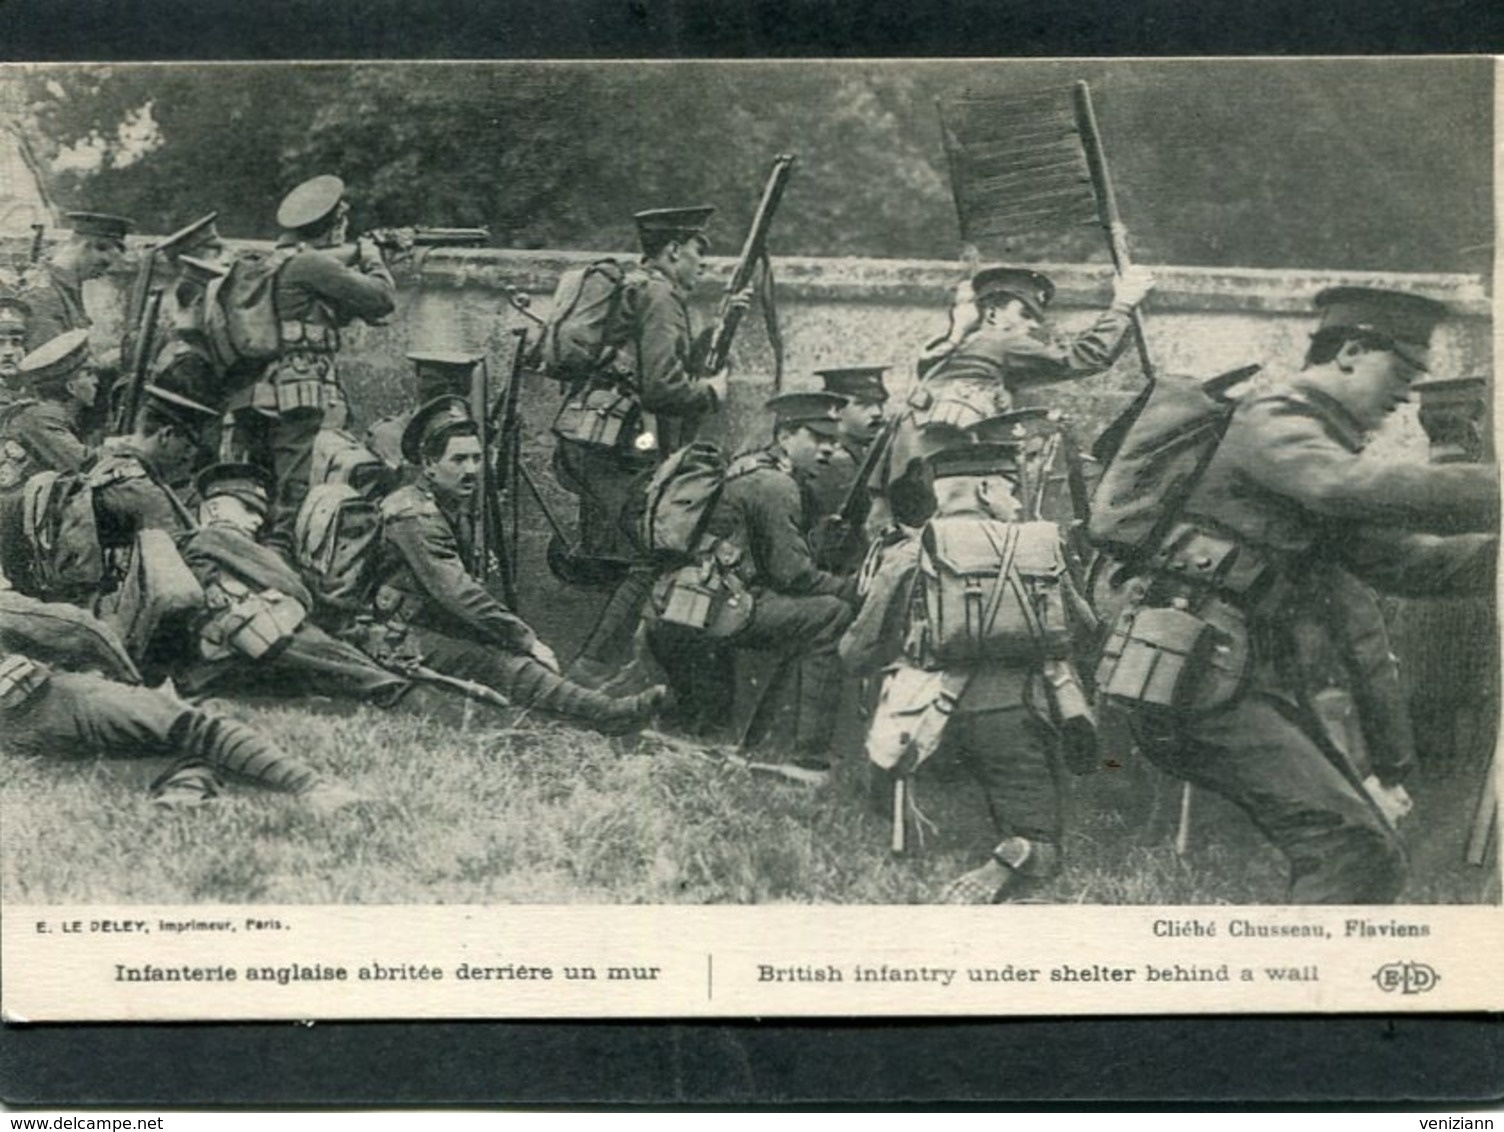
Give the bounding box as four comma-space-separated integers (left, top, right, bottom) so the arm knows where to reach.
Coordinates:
175, 461, 411, 707
369, 396, 665, 735
0, 293, 30, 400
0, 329, 102, 491
648, 391, 857, 780
842, 428, 1094, 902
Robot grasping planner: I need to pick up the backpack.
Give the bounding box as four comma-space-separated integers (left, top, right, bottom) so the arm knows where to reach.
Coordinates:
535, 258, 641, 384
917, 516, 1071, 664
21, 470, 103, 602
1088, 366, 1260, 564
0, 398, 38, 491
293, 482, 383, 615
202, 247, 292, 376
638, 441, 727, 559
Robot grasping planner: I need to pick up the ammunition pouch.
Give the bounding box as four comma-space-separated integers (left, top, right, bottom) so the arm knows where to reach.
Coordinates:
650, 539, 754, 640
1150, 521, 1291, 617
865, 665, 972, 771
200, 579, 307, 661
552, 382, 650, 457
1096, 596, 1250, 716
0, 652, 49, 711
278, 319, 339, 354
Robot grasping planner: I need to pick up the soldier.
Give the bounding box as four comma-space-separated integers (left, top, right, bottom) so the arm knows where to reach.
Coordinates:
885, 263, 1155, 524
0, 587, 356, 810
0, 329, 99, 490
366, 352, 482, 471
807, 365, 890, 573
175, 461, 411, 706
567, 206, 736, 684
229, 175, 395, 550
371, 396, 665, 735
1098, 287, 1498, 904
650, 391, 857, 776
840, 433, 1093, 902
21, 211, 132, 351
0, 293, 29, 395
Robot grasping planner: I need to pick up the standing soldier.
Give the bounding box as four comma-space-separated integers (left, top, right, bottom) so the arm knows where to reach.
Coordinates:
371, 396, 665, 735
0, 587, 357, 810
650, 392, 857, 777
807, 364, 890, 572
0, 293, 29, 396
565, 206, 734, 685
1097, 287, 1498, 904
841, 433, 1090, 902
885, 263, 1154, 523
229, 175, 395, 551
21, 212, 133, 351
175, 462, 411, 706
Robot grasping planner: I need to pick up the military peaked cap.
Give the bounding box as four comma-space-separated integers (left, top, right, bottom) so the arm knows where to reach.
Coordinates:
195, 462, 273, 514
928, 439, 1023, 480
176, 255, 228, 289
634, 206, 715, 249
65, 212, 134, 246
144, 384, 218, 425
766, 390, 846, 438
0, 293, 30, 330
161, 212, 223, 262
816, 365, 890, 404
277, 175, 347, 231
408, 351, 484, 401
971, 266, 1056, 319
968, 407, 1059, 444
401, 394, 476, 463
1313, 286, 1447, 372
18, 329, 91, 387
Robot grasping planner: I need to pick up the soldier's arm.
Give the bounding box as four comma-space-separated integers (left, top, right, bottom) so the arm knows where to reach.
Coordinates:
288, 250, 397, 323
97, 477, 189, 536
1234, 397, 1499, 532
1339, 529, 1496, 599
384, 508, 536, 653
1005, 306, 1136, 387
631, 282, 717, 416
747, 472, 853, 600
23, 405, 89, 473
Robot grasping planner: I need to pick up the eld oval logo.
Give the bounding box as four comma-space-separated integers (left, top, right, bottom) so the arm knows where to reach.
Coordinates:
1373, 961, 1440, 995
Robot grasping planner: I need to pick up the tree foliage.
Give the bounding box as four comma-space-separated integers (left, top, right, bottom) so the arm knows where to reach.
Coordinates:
8, 60, 1492, 274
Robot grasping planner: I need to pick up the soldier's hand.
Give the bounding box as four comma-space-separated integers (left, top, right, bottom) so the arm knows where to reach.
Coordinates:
530, 639, 561, 674
354, 235, 388, 272
1111, 265, 1156, 309
704, 371, 730, 407
727, 286, 755, 313
1362, 775, 1414, 829
944, 280, 981, 344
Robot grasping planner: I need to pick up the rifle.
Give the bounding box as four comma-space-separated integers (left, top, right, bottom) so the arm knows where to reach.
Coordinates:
119, 212, 219, 388
27, 223, 44, 266
112, 288, 163, 435
364, 227, 491, 260
811, 416, 896, 566
469, 354, 493, 583
481, 328, 529, 610
699, 154, 796, 382
408, 661, 513, 714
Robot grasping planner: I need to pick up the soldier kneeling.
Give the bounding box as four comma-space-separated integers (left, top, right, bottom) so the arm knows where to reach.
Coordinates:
840, 427, 1095, 903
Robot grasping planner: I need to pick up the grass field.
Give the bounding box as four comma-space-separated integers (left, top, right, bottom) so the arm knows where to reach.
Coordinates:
3, 691, 1495, 906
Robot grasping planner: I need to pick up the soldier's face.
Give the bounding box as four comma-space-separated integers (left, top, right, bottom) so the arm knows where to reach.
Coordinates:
426, 434, 483, 500
80, 239, 124, 281
1340, 342, 1422, 431
839, 397, 885, 444
65, 367, 99, 408
0, 330, 24, 378
986, 297, 1042, 338
783, 425, 838, 477
667, 237, 708, 292
201, 495, 264, 537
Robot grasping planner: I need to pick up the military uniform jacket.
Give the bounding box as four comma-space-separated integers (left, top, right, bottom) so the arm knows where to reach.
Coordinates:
20, 264, 89, 352
1143, 376, 1496, 757
86, 441, 190, 549
374, 482, 535, 653
805, 440, 874, 572
0, 398, 89, 487
621, 264, 714, 454
274, 245, 397, 344
180, 523, 315, 611
705, 447, 852, 600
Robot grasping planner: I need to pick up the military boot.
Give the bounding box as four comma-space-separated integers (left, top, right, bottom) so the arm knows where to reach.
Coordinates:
504, 656, 667, 735
939, 836, 1061, 904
